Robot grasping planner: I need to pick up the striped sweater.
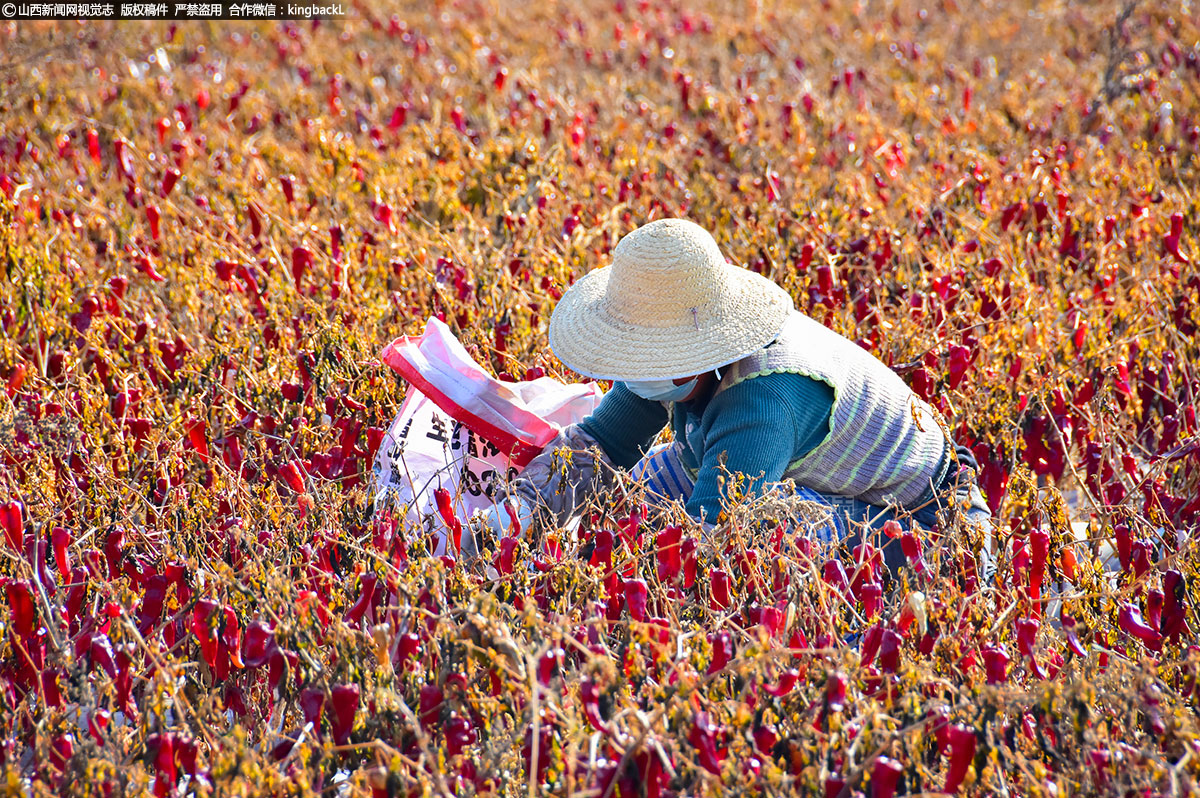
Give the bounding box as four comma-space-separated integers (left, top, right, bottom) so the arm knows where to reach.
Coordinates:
714, 310, 951, 507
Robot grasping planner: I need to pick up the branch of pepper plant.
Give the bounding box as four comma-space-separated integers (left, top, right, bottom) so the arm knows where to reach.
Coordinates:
329, 738, 457, 798
835, 694, 999, 798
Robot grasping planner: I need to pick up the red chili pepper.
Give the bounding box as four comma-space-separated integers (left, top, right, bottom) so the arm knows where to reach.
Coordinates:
688, 712, 724, 775
330, 683, 360, 745
185, 417, 209, 464
151, 733, 176, 796
113, 138, 134, 181
1011, 536, 1030, 587
65, 567, 87, 623
756, 605, 785, 637
291, 246, 313, 293
710, 569, 732, 610
433, 487, 463, 556
878, 628, 903, 673
1029, 528, 1049, 613
1146, 587, 1165, 629
579, 680, 609, 733
1015, 617, 1046, 679
982, 643, 1010, 684
145, 203, 161, 241
241, 620, 276, 668
1100, 214, 1118, 242
329, 223, 344, 261
823, 778, 847, 798
133, 251, 166, 282
536, 647, 563, 686
680, 537, 698, 588
618, 503, 645, 549
655, 525, 682, 583
86, 128, 101, 163
589, 529, 614, 569
51, 525, 71, 580
1000, 202, 1023, 230
851, 542, 883, 588
419, 683, 444, 729
279, 460, 305, 493
944, 724, 977, 792
947, 344, 971, 389
102, 529, 127, 582
88, 709, 111, 747
860, 580, 882, 619
6, 580, 36, 640
343, 572, 378, 624
1163, 211, 1189, 264
707, 631, 734, 674
900, 532, 928, 578
89, 633, 118, 679
191, 599, 220, 669
1113, 523, 1132, 570
1163, 570, 1188, 642
860, 624, 883, 667
220, 615, 250, 675
397, 633, 420, 670
265, 649, 293, 698
825, 671, 848, 713
1059, 615, 1088, 658
542, 533, 563, 567
114, 648, 135, 713
753, 722, 779, 754
445, 713, 477, 758
81, 547, 104, 581
374, 202, 396, 234
496, 537, 519, 575
1032, 200, 1049, 226
1, 500, 23, 551
822, 558, 849, 594
763, 667, 800, 697
872, 756, 903, 798
623, 578, 648, 621
1118, 602, 1163, 650
246, 200, 264, 239
1091, 747, 1111, 786
161, 168, 180, 197
132, 572, 164, 635
388, 103, 408, 130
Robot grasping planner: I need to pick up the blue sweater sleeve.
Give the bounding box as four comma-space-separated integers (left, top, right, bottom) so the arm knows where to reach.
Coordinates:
578, 382, 669, 468
685, 372, 833, 522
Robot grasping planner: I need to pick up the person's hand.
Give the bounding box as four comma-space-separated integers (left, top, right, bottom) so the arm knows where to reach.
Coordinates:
506, 424, 616, 529
478, 495, 535, 540
463, 496, 533, 559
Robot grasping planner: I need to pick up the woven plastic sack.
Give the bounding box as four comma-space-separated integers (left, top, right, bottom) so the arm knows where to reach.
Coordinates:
373, 317, 602, 555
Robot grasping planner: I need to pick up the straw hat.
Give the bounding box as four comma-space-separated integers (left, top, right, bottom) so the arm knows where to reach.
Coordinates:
548, 218, 794, 380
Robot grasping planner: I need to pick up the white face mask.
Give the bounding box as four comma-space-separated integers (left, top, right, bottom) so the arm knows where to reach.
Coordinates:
624, 376, 700, 402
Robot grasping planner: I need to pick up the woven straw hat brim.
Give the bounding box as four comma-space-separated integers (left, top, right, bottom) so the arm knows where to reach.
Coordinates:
548, 263, 794, 381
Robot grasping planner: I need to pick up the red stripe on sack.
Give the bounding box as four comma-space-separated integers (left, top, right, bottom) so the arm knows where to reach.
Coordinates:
381, 338, 548, 467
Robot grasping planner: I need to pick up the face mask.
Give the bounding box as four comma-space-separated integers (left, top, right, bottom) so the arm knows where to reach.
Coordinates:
624, 376, 700, 402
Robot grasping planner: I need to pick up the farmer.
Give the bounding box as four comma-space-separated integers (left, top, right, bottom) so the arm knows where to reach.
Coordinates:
481, 218, 991, 574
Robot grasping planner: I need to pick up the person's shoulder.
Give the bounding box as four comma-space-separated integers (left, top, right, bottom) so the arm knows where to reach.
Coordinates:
715, 370, 832, 406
